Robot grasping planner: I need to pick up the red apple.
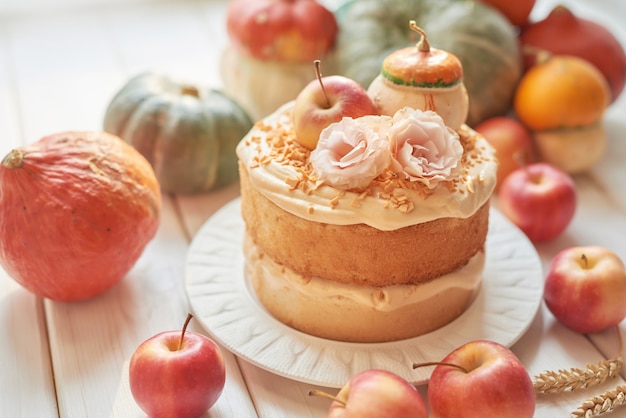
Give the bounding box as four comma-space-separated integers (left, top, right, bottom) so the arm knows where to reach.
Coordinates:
226, 0, 338, 62
293, 61, 377, 150
309, 369, 428, 418
424, 340, 535, 418
129, 314, 226, 418
498, 162, 576, 242
474, 116, 537, 190
544, 246, 626, 334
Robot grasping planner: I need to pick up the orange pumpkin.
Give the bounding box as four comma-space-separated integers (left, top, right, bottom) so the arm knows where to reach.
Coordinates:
514, 54, 610, 131
0, 131, 161, 302
367, 22, 469, 130
478, 0, 536, 27
226, 0, 338, 62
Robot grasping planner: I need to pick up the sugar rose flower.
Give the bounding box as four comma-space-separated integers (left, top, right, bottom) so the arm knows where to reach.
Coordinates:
390, 108, 463, 188
310, 116, 392, 190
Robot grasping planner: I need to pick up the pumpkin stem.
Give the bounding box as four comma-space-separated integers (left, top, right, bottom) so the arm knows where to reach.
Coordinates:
409, 21, 430, 52
2, 149, 24, 169
521, 45, 552, 65
181, 85, 200, 98
313, 60, 332, 109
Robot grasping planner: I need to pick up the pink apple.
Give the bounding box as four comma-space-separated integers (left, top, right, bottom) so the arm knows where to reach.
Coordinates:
129, 314, 226, 418
293, 61, 377, 150
498, 162, 576, 242
425, 340, 535, 418
544, 245, 626, 334
309, 369, 428, 418
474, 116, 537, 190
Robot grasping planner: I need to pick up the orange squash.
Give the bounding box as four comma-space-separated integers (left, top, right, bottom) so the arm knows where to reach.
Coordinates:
514, 54, 610, 131
520, 5, 626, 102
0, 131, 161, 302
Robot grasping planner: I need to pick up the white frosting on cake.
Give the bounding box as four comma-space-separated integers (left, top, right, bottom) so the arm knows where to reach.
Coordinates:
244, 233, 484, 312
236, 102, 497, 231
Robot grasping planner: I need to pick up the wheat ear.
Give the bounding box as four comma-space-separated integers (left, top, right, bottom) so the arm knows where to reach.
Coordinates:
570, 384, 626, 417
533, 327, 624, 394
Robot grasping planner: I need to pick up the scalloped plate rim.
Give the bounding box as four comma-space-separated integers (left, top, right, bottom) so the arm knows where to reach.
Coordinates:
184, 198, 543, 388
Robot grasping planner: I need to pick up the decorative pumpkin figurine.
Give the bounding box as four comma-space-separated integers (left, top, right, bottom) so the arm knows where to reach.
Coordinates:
333, 0, 522, 126
0, 131, 161, 302
367, 21, 469, 130
103, 72, 253, 194
221, 0, 338, 120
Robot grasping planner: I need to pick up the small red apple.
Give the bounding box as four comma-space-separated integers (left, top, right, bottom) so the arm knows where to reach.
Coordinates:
129, 314, 226, 418
544, 246, 626, 334
309, 369, 428, 418
498, 162, 576, 242
474, 116, 537, 190
421, 340, 535, 418
293, 60, 377, 150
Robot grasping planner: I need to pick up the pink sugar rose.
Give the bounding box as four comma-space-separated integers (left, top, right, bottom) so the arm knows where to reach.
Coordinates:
390, 108, 463, 188
310, 115, 392, 190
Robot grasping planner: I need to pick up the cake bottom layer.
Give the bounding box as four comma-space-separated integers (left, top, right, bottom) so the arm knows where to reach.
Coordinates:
244, 233, 484, 343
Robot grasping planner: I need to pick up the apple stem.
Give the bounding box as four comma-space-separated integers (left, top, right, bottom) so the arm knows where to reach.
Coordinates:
581, 253, 589, 269
178, 313, 193, 351
308, 389, 346, 406
313, 60, 332, 109
412, 361, 470, 374
409, 21, 430, 52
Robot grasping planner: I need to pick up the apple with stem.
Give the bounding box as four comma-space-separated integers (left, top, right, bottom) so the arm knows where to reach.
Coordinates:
415, 340, 535, 418
129, 313, 226, 418
473, 116, 537, 190
293, 60, 377, 150
497, 162, 576, 242
309, 369, 428, 418
544, 246, 626, 334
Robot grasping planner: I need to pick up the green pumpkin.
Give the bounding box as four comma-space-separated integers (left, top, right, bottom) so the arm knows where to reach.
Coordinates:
333, 0, 522, 126
103, 72, 253, 194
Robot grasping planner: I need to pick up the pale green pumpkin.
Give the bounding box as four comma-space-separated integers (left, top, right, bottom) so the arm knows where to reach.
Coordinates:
333, 0, 522, 126
103, 72, 252, 194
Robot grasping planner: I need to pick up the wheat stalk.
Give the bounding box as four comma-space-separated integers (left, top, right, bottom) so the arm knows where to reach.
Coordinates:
533, 356, 623, 394
570, 384, 626, 417
533, 327, 624, 394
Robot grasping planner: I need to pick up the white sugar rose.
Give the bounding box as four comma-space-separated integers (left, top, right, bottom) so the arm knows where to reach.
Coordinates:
390, 107, 463, 188
310, 115, 392, 190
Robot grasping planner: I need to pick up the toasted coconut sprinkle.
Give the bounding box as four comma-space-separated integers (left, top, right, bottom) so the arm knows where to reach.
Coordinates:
244, 108, 495, 214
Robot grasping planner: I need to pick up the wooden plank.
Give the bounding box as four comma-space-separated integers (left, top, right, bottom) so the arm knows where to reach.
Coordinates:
46, 196, 256, 417
0, 22, 59, 418
5, 2, 256, 417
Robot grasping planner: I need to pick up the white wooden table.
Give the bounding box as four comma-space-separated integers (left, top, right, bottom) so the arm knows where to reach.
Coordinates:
1, 0, 626, 416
